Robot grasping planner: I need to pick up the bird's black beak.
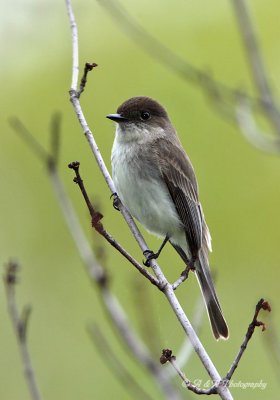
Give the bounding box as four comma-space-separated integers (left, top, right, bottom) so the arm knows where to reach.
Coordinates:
106, 113, 128, 122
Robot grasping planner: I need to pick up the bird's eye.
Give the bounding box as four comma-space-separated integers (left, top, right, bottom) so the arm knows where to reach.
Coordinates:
140, 111, 151, 121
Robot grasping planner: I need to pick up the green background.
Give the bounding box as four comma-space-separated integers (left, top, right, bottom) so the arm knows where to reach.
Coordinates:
1, 0, 279, 399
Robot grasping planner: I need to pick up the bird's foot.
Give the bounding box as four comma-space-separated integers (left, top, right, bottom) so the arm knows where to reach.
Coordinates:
180, 266, 191, 279
143, 250, 158, 267
111, 192, 120, 211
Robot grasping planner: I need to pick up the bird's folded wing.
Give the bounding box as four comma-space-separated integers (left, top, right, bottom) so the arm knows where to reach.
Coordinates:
155, 139, 203, 257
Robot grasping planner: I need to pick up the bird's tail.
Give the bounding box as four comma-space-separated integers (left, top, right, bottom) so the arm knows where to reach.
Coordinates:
195, 253, 229, 340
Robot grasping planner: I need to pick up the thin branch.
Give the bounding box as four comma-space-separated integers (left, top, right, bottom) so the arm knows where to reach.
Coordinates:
224, 298, 271, 382
172, 268, 190, 290
77, 62, 98, 97
88, 325, 154, 400
4, 261, 42, 400
68, 161, 158, 286
232, 0, 280, 134
65, 0, 79, 90
65, 1, 233, 398
161, 300, 271, 394
160, 349, 217, 395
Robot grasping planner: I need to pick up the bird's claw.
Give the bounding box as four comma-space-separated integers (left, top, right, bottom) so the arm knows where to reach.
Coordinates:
111, 192, 120, 211
143, 250, 157, 267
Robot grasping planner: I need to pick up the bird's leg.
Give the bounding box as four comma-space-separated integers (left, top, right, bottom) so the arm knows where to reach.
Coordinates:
180, 256, 196, 276
143, 235, 169, 267
111, 192, 120, 211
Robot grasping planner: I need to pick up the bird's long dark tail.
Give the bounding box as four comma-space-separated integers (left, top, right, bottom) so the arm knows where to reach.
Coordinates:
195, 253, 229, 340
172, 243, 229, 340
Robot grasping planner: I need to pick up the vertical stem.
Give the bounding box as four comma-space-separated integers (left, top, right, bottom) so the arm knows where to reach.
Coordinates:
232, 0, 280, 134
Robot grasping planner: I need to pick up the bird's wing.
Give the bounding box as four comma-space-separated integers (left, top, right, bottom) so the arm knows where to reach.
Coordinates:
153, 138, 204, 258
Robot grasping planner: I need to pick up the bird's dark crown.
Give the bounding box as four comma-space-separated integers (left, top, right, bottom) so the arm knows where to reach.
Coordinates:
117, 96, 169, 123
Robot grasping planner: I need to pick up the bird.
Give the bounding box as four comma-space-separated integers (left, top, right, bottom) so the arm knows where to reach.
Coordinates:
107, 96, 229, 340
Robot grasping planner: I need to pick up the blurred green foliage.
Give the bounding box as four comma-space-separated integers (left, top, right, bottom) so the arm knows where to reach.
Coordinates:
1, 0, 279, 399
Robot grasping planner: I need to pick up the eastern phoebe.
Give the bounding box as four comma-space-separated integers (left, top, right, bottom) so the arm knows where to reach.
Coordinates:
107, 96, 229, 340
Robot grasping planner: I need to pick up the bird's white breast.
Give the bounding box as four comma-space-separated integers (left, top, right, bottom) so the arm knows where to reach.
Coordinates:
111, 133, 183, 240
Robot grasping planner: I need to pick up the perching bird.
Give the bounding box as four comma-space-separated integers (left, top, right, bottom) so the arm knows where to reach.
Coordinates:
107, 96, 229, 340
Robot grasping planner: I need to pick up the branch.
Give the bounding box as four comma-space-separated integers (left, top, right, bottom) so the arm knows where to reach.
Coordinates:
77, 62, 98, 97
4, 261, 42, 400
65, 0, 79, 90
68, 161, 158, 286
160, 349, 217, 395
232, 0, 280, 134
224, 298, 271, 382
172, 267, 190, 290
160, 299, 271, 394
65, 2, 233, 399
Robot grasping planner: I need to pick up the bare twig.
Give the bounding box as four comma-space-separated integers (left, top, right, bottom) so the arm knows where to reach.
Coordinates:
160, 349, 217, 395
232, 0, 280, 134
4, 261, 42, 400
68, 161, 158, 286
172, 268, 190, 290
77, 62, 98, 97
88, 324, 154, 400
161, 300, 270, 394
65, 1, 233, 398
224, 298, 271, 382
65, 0, 79, 90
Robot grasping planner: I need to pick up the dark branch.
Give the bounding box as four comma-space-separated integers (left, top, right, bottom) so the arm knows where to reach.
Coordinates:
77, 62, 98, 98
160, 299, 271, 394
160, 349, 217, 395
68, 161, 159, 287
224, 298, 271, 382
